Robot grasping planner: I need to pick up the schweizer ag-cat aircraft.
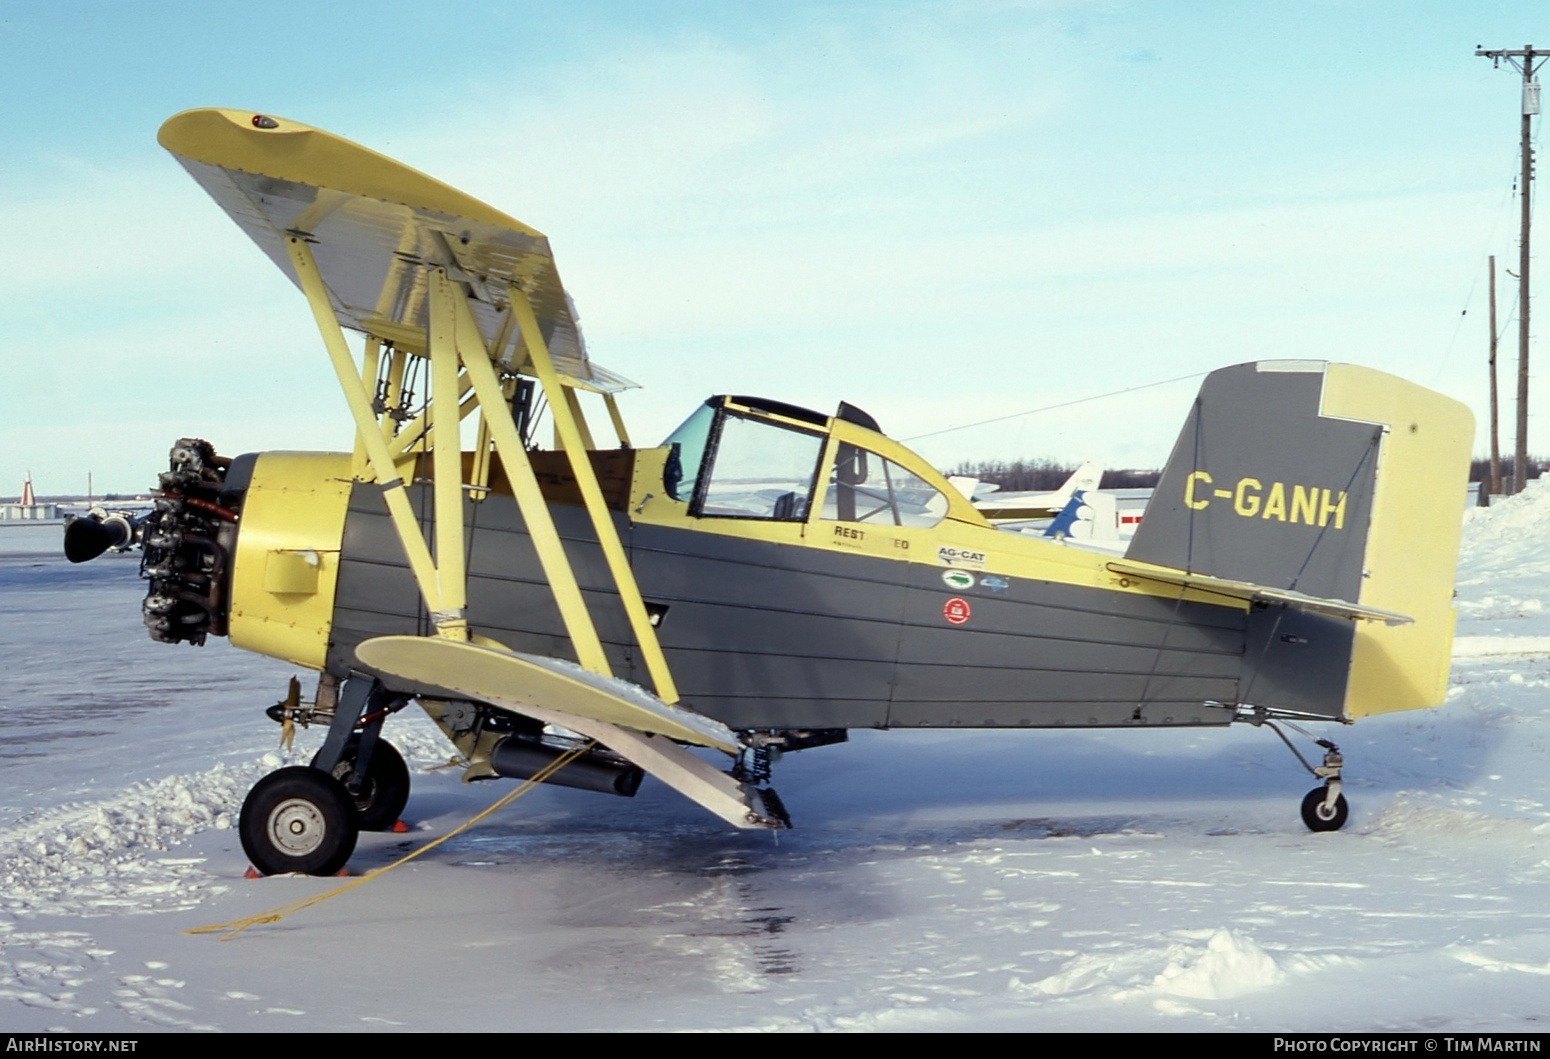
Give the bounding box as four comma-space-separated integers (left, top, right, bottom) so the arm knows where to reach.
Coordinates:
66, 109, 1474, 876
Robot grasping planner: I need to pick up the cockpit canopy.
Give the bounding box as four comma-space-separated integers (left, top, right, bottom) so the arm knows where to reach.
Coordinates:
661, 396, 958, 529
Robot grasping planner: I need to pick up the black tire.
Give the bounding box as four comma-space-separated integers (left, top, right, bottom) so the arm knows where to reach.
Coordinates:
1300, 787, 1349, 832
311, 737, 411, 832
239, 767, 359, 876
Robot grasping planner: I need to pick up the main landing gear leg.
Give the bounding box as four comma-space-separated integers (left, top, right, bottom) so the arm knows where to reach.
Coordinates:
307, 676, 411, 831
241, 676, 411, 876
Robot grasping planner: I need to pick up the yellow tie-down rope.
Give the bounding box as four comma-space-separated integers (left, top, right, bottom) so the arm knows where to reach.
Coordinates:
187, 740, 596, 941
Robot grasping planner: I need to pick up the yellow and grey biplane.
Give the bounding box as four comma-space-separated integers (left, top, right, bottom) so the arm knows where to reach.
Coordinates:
67, 109, 1474, 876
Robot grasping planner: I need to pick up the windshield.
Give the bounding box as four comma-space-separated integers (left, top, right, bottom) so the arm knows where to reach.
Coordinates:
661, 401, 717, 501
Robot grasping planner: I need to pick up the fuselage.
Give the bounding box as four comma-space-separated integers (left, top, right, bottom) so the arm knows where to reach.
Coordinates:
211, 395, 1336, 734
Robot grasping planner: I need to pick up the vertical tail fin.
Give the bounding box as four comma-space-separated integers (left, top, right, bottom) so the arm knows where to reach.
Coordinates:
1051, 460, 1104, 506
1128, 361, 1473, 717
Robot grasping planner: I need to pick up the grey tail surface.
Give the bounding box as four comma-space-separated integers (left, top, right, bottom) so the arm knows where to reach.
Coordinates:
1126, 361, 1378, 603
1128, 360, 1474, 720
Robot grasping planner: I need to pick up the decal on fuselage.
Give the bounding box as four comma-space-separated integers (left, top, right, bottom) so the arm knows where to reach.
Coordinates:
943, 597, 972, 625
1182, 471, 1348, 529
937, 546, 987, 570
942, 570, 975, 590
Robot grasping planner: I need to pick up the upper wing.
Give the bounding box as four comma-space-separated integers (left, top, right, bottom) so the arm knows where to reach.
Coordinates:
158, 107, 632, 393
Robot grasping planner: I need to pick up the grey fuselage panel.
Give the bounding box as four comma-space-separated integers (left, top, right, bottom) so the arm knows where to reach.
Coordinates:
328, 484, 1331, 730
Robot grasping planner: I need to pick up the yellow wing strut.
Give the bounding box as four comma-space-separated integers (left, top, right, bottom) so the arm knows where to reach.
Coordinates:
286, 237, 445, 617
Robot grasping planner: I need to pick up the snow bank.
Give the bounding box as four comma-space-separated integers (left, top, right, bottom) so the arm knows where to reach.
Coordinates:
1459, 479, 1550, 586
1017, 929, 1285, 1004
1463, 478, 1550, 551
0, 712, 452, 920
1151, 929, 1285, 999
0, 763, 259, 917
1366, 794, 1550, 865
1451, 635, 1550, 657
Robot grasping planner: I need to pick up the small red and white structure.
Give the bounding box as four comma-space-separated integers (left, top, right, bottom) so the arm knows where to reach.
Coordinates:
2, 473, 59, 521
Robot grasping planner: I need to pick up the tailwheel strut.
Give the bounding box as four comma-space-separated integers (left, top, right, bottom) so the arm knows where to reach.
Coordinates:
1252, 715, 1349, 832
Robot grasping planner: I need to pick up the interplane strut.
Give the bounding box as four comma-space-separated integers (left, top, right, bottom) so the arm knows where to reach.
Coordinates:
285, 236, 678, 701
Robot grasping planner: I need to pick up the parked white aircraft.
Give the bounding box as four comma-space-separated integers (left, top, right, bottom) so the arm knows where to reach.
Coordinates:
949, 461, 1105, 521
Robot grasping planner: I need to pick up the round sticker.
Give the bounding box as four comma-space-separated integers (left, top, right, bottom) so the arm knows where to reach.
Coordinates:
943, 597, 971, 625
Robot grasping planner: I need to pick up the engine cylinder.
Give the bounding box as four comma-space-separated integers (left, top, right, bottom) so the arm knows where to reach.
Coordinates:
139, 439, 240, 646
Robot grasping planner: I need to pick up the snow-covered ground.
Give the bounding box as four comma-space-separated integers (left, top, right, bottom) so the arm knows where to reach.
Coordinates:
4, 491, 1550, 1032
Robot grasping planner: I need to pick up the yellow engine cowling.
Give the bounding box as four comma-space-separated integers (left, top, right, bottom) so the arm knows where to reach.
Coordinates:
227, 452, 354, 671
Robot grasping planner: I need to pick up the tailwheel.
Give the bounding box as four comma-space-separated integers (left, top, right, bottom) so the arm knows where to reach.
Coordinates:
1245, 713, 1351, 833
239, 767, 359, 876
1300, 786, 1349, 832
312, 737, 410, 832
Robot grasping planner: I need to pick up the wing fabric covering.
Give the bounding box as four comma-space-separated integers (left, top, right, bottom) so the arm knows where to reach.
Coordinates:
157, 107, 632, 392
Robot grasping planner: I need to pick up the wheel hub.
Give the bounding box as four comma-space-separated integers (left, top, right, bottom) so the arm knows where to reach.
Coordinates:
267, 797, 328, 856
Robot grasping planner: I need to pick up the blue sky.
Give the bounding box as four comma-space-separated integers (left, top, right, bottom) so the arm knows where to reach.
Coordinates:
1, 1, 1543, 494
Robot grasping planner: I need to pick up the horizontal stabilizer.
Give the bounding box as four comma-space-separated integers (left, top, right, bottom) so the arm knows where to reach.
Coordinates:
354, 636, 738, 753
1105, 559, 1413, 626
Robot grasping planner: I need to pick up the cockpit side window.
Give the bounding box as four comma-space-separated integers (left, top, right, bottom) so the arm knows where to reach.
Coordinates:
693, 412, 825, 521
661, 401, 717, 502
821, 442, 947, 529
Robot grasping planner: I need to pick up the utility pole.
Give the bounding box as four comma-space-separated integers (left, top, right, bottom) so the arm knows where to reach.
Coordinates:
1490, 254, 1502, 495
1477, 45, 1544, 493
1475, 48, 1537, 493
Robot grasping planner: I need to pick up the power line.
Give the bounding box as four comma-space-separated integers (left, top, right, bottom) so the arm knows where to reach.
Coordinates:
1431, 142, 1527, 386
903, 369, 1208, 443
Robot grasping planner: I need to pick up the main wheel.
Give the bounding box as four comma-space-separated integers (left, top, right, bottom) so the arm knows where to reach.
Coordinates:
1300, 786, 1349, 832
311, 737, 410, 832
239, 767, 359, 876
